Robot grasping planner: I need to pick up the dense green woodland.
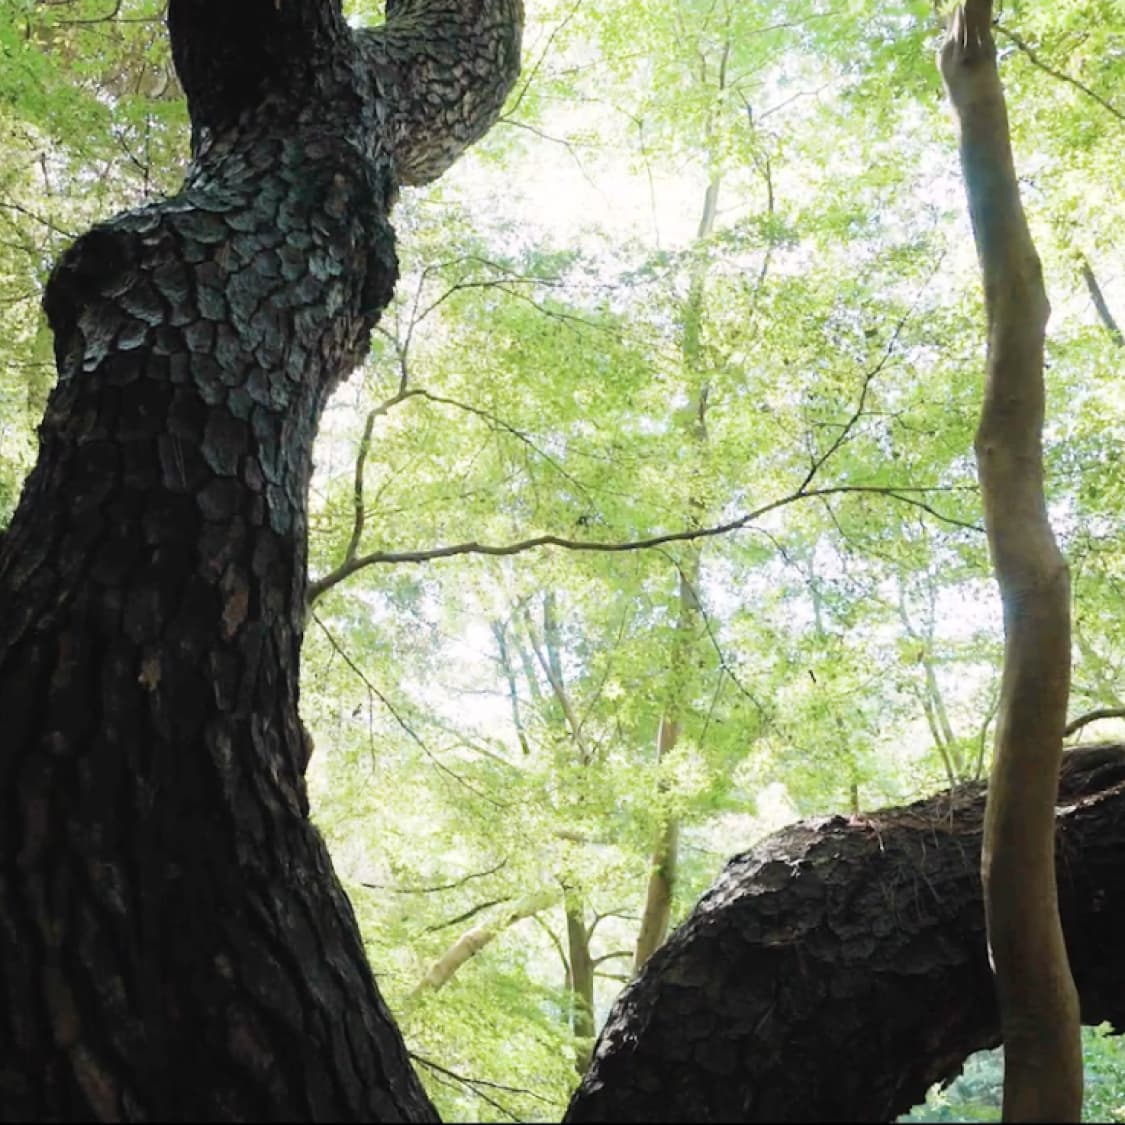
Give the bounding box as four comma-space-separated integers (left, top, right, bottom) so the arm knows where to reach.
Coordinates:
1, 0, 1124, 1119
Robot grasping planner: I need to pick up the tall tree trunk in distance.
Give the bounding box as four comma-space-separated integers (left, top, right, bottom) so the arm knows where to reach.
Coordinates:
898, 582, 961, 788
632, 169, 719, 974
0, 1, 522, 1118
808, 561, 865, 811
1078, 254, 1124, 346
940, 2, 1081, 1119
565, 893, 596, 1075
566, 744, 1125, 1124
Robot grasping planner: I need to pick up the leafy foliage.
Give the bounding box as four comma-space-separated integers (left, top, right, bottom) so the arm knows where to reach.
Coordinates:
902, 1026, 1125, 1123
2, 0, 1124, 1119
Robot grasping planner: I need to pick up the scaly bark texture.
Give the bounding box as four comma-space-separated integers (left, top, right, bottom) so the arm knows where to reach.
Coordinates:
940, 2, 1081, 1118
565, 744, 1125, 1124
0, 0, 521, 1119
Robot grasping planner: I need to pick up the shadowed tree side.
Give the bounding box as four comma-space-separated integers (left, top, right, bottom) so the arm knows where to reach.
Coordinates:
939, 1, 1082, 1117
564, 744, 1125, 1123
0, 0, 521, 1119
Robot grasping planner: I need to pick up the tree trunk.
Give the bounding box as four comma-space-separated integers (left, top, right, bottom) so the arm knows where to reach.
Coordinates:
0, 1, 521, 1119
565, 894, 596, 1075
940, 3, 1081, 1118
566, 744, 1125, 1124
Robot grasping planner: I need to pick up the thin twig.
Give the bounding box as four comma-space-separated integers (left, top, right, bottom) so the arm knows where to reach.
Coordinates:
360, 857, 508, 895
307, 483, 981, 600
995, 24, 1125, 125
310, 611, 505, 807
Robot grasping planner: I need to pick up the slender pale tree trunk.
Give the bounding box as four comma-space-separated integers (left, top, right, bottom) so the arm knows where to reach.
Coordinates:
940, 2, 1081, 1118
898, 583, 961, 787
1078, 254, 1123, 346
806, 561, 864, 813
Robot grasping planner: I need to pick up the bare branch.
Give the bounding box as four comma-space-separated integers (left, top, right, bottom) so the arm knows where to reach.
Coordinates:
500, 0, 582, 121
307, 483, 981, 599
423, 896, 513, 934
409, 1052, 556, 1108
797, 259, 943, 494
409, 1057, 522, 1122
360, 857, 508, 895
1064, 707, 1125, 738
995, 23, 1125, 126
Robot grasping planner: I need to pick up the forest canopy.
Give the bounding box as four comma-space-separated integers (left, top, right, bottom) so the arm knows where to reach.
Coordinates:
0, 0, 1123, 1120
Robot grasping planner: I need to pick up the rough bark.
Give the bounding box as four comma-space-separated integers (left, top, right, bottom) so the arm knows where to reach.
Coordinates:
0, 1, 521, 1119
565, 744, 1125, 1124
940, 2, 1081, 1118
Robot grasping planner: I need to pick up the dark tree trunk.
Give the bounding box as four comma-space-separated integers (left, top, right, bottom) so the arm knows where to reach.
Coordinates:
0, 1, 521, 1119
565, 744, 1125, 1124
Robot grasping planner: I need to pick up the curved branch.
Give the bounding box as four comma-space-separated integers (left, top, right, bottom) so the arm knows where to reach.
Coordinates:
357, 0, 524, 187
1065, 707, 1125, 738
306, 484, 980, 602
995, 23, 1125, 126
565, 745, 1125, 1123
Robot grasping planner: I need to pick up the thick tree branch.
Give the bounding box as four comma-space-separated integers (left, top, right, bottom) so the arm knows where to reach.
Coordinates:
410, 889, 557, 997
168, 0, 349, 147
566, 745, 1125, 1123
357, 0, 524, 187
